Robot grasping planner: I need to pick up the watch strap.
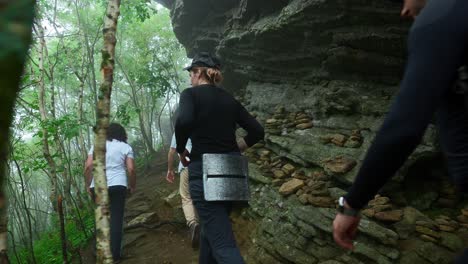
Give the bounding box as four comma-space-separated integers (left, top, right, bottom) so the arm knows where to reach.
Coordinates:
337, 196, 360, 217
337, 206, 360, 217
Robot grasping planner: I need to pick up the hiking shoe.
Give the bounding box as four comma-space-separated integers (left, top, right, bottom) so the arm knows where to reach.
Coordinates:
190, 223, 200, 249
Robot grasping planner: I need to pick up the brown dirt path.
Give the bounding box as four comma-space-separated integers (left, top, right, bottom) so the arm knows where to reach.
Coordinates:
120, 162, 199, 264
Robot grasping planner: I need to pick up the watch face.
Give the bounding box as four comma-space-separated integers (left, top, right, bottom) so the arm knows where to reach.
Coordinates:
338, 197, 344, 206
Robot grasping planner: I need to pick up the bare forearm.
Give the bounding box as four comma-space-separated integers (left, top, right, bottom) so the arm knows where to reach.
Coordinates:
84, 166, 92, 187
128, 170, 136, 189
167, 148, 176, 171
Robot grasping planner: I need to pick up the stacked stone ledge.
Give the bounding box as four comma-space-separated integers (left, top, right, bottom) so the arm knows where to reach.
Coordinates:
320, 129, 363, 148
241, 107, 468, 263
244, 107, 341, 209
264, 106, 314, 136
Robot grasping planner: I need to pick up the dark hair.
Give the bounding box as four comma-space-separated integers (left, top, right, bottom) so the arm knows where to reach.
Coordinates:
107, 123, 128, 143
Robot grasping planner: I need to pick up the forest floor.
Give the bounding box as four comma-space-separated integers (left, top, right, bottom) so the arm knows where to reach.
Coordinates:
79, 157, 199, 264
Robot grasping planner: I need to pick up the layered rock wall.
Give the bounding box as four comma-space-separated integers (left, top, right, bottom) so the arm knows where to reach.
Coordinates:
162, 0, 468, 263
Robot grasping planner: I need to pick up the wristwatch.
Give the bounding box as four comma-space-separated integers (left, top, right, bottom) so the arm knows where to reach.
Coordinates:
337, 197, 360, 217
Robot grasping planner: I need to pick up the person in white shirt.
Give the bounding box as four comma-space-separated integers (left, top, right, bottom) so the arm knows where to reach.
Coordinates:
166, 133, 200, 248
84, 123, 136, 262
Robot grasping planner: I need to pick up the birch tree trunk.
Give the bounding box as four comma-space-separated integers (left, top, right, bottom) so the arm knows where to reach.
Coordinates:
93, 0, 121, 263
76, 73, 88, 160
0, 0, 36, 262
36, 22, 59, 212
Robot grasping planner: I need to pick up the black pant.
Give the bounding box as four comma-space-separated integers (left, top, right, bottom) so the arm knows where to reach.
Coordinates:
91, 185, 127, 261
189, 161, 245, 264
454, 249, 468, 264
405, 3, 468, 262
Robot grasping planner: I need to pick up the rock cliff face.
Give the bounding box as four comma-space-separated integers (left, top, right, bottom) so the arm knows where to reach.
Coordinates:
162, 0, 468, 263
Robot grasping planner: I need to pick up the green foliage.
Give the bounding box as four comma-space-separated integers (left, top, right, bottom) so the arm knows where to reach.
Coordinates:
117, 7, 186, 98
12, 209, 95, 264
11, 138, 48, 174
35, 114, 82, 141
116, 103, 131, 126
120, 0, 156, 23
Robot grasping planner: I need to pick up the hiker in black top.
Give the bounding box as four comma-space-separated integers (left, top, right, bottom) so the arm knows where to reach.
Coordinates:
175, 52, 264, 264
332, 0, 468, 262
175, 84, 264, 166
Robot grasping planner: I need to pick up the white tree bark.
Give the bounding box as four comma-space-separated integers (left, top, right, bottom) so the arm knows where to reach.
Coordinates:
93, 0, 121, 263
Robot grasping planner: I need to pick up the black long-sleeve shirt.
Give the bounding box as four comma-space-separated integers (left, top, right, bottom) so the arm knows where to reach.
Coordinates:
175, 84, 264, 160
345, 0, 468, 209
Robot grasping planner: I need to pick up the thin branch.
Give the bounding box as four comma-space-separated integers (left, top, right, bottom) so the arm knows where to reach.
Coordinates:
31, 33, 83, 39
15, 98, 41, 121
26, 53, 40, 68
19, 81, 41, 92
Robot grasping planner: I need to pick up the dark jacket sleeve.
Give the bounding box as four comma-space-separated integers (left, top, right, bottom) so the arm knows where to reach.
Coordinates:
175, 89, 195, 154
236, 102, 264, 147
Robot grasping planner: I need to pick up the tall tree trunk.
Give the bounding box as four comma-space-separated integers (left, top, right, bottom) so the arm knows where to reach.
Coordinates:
93, 0, 121, 263
0, 1, 36, 262
143, 87, 156, 153
116, 59, 156, 155
130, 85, 154, 155
57, 196, 68, 264
7, 182, 28, 249
36, 22, 59, 212
73, 0, 95, 157
157, 95, 169, 151
133, 93, 155, 155
76, 74, 88, 160
36, 11, 70, 264
73, 0, 99, 120
12, 159, 37, 264
76, 0, 100, 116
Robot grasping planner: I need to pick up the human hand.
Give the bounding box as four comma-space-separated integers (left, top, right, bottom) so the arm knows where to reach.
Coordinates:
237, 138, 248, 152
401, 0, 426, 18
180, 149, 190, 167
166, 170, 175, 183
129, 186, 136, 195
333, 212, 361, 250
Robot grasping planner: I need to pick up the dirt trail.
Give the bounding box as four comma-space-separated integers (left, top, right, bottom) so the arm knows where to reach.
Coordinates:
122, 161, 198, 264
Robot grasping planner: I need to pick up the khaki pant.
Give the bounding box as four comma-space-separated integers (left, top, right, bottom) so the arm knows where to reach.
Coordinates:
180, 168, 198, 227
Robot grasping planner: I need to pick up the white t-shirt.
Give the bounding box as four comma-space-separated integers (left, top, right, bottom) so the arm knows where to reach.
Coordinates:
170, 134, 192, 173
88, 139, 134, 188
